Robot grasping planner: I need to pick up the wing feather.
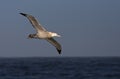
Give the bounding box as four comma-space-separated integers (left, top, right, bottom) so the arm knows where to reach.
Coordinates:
20, 13, 46, 31
46, 38, 62, 54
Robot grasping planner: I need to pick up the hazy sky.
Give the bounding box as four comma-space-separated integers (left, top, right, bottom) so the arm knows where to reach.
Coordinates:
0, 0, 120, 57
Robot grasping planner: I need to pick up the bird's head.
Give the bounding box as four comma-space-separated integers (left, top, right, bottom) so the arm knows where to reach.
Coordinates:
49, 32, 61, 37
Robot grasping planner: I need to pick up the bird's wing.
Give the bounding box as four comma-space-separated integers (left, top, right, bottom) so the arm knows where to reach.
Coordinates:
20, 13, 46, 31
46, 38, 62, 54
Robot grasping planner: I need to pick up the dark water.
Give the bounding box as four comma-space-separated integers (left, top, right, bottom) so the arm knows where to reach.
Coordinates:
0, 57, 120, 79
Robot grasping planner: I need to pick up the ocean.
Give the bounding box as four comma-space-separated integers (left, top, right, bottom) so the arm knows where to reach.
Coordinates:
0, 57, 120, 79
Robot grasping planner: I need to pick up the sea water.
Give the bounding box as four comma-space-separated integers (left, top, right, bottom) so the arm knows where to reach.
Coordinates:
0, 57, 120, 79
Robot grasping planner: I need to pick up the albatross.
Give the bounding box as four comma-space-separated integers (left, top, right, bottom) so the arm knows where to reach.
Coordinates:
20, 13, 62, 54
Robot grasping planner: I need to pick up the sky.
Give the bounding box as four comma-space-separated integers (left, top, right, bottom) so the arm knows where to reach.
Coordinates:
0, 0, 120, 57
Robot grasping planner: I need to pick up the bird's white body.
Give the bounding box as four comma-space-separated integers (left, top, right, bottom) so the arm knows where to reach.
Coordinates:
37, 31, 60, 39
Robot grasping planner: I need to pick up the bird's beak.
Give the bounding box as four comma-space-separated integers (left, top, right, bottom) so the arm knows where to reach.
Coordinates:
57, 35, 61, 37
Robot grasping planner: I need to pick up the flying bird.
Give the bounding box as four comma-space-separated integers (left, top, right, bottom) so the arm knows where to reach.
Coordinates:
20, 13, 62, 54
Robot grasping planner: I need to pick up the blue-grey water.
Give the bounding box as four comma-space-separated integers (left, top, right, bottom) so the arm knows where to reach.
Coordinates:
0, 57, 120, 79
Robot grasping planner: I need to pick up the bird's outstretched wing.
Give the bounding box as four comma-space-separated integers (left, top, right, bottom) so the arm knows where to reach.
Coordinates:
46, 38, 62, 54
20, 13, 46, 31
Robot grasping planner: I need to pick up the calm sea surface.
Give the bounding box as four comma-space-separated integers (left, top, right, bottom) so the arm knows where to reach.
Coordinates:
0, 57, 120, 79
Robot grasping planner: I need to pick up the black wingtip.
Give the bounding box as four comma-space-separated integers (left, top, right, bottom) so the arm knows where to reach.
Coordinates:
20, 13, 27, 16
57, 49, 61, 54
